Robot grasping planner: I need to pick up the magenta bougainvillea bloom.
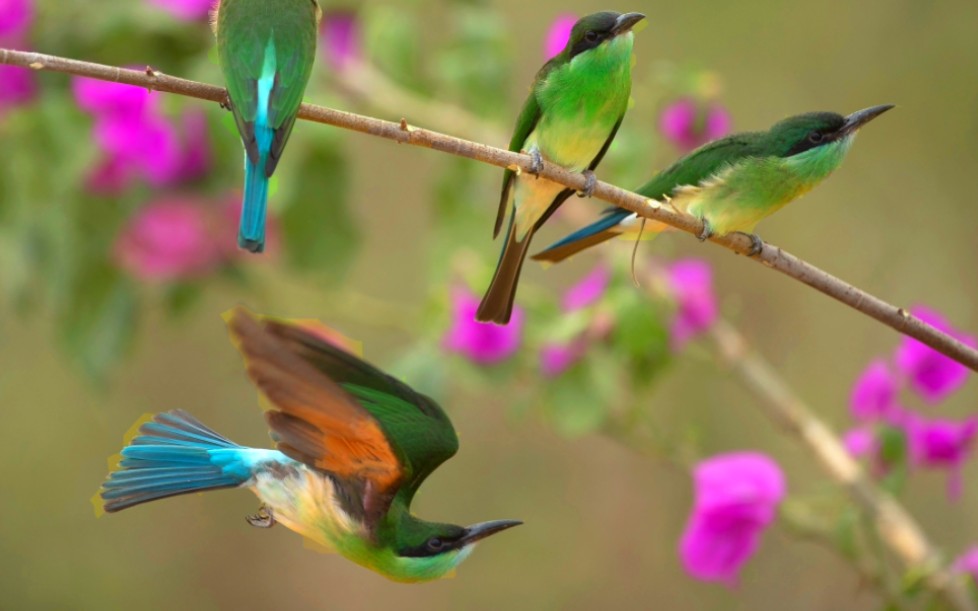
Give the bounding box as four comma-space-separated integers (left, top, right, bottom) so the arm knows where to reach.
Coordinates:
904, 414, 977, 500
850, 359, 899, 422
562, 264, 610, 312
0, 0, 33, 39
147, 0, 213, 21
320, 9, 360, 71
843, 427, 877, 459
0, 0, 37, 115
544, 13, 576, 59
72, 77, 212, 193
895, 306, 975, 404
539, 341, 585, 378
679, 452, 785, 587
443, 288, 524, 365
114, 197, 226, 282
659, 98, 732, 153
953, 547, 978, 583
665, 259, 718, 350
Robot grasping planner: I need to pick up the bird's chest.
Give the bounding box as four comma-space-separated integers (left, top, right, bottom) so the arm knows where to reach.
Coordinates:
529, 54, 631, 170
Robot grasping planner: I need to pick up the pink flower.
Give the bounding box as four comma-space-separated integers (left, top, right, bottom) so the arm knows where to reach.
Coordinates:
679, 452, 785, 587
850, 360, 899, 422
659, 98, 733, 153
147, 0, 214, 21
114, 196, 225, 282
320, 10, 360, 71
0, 61, 35, 111
665, 259, 718, 350
562, 264, 609, 312
72, 77, 212, 193
843, 427, 877, 459
0, 0, 33, 40
894, 306, 975, 404
539, 341, 585, 378
443, 287, 523, 365
953, 547, 978, 583
544, 13, 576, 59
904, 414, 977, 500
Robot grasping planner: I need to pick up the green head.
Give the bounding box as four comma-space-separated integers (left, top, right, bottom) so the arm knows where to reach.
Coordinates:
765, 105, 894, 181
356, 514, 522, 583
558, 11, 645, 61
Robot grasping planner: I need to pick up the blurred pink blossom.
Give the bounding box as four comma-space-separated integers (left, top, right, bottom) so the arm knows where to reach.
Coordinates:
0, 62, 35, 111
843, 427, 877, 459
72, 77, 212, 193
114, 197, 225, 282
679, 452, 785, 587
850, 359, 900, 422
539, 341, 585, 378
953, 547, 978, 583
147, 0, 214, 21
894, 306, 975, 404
0, 0, 33, 39
659, 98, 732, 153
665, 259, 718, 350
443, 287, 523, 365
320, 9, 360, 71
562, 264, 609, 312
904, 414, 977, 500
544, 13, 576, 59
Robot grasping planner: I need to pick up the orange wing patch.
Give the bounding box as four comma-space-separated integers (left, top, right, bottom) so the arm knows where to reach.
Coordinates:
225, 308, 402, 496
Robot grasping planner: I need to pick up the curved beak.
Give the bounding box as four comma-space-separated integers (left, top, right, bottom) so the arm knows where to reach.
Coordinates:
460, 519, 523, 545
612, 12, 646, 36
841, 104, 895, 135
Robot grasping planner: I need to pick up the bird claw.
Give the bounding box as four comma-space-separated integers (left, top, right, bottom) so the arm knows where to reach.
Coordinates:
220, 92, 233, 112
577, 170, 597, 198
527, 147, 544, 177
697, 219, 713, 242
742, 232, 764, 256
246, 505, 276, 528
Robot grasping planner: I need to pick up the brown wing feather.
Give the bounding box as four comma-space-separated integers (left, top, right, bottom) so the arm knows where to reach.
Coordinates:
225, 308, 402, 497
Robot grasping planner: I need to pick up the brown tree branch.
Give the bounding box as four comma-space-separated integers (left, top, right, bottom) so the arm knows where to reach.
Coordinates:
4, 47, 978, 374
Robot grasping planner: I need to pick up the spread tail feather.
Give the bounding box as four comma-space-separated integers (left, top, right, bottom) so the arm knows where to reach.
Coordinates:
238, 153, 269, 253
477, 223, 532, 325
532, 208, 634, 264
101, 410, 256, 513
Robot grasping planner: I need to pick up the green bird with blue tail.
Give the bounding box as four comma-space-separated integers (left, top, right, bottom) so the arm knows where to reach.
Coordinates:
214, 0, 321, 253
532, 105, 894, 263
99, 308, 521, 582
477, 11, 646, 324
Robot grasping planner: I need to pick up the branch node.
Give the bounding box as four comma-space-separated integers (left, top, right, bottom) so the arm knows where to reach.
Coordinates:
28, 61, 43, 70
399, 117, 415, 133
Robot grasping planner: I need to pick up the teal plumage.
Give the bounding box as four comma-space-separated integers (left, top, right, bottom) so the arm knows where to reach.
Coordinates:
215, 0, 321, 253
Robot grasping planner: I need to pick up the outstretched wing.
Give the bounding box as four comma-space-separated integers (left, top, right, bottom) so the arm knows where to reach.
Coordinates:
226, 308, 458, 513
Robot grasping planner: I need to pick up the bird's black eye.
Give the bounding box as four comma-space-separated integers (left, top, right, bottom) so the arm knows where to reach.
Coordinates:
426, 537, 445, 552
584, 30, 599, 43
808, 131, 824, 144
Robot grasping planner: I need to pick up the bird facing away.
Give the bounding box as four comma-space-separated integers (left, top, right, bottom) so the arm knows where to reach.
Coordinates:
532, 105, 894, 264
213, 0, 321, 253
476, 11, 646, 324
99, 308, 521, 583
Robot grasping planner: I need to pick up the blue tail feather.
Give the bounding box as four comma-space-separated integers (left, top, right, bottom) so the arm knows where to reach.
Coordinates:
101, 410, 257, 513
543, 207, 632, 253
239, 152, 269, 254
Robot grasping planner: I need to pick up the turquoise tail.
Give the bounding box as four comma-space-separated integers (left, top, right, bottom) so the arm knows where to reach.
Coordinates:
532, 207, 632, 264
239, 151, 269, 254
101, 410, 258, 513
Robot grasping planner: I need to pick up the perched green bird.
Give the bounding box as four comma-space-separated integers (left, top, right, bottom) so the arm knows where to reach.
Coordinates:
533, 105, 894, 263
477, 11, 645, 324
213, 0, 321, 253
99, 308, 521, 582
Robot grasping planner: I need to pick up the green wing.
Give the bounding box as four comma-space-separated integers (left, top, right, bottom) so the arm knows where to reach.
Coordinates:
494, 60, 560, 238
257, 317, 459, 492
636, 132, 766, 200
216, 0, 318, 173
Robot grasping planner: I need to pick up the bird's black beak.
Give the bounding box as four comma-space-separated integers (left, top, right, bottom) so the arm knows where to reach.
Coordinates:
612, 12, 646, 36
459, 519, 523, 545
841, 104, 895, 136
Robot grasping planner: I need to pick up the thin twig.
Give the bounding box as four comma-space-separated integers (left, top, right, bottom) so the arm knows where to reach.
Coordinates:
708, 319, 974, 611
4, 47, 978, 373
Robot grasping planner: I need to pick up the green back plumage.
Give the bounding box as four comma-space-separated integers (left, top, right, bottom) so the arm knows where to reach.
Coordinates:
216, 0, 319, 168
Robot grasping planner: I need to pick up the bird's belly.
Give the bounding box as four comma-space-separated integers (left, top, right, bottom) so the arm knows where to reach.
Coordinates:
251, 467, 361, 552
529, 119, 616, 172
512, 175, 568, 239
